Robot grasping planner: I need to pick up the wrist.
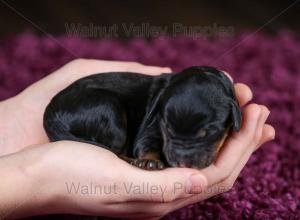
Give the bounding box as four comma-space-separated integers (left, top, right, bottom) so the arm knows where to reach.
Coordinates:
0, 94, 49, 156
0, 97, 17, 155
0, 145, 65, 218
0, 96, 26, 155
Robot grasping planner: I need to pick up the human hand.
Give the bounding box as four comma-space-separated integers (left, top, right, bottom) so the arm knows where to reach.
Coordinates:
162, 72, 276, 212
0, 59, 275, 219
0, 74, 275, 219
0, 59, 172, 155
0, 141, 209, 219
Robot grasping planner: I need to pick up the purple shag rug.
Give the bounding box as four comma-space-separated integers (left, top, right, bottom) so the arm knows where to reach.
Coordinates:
0, 31, 299, 219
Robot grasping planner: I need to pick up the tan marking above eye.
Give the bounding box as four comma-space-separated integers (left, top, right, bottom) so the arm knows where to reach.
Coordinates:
198, 129, 207, 138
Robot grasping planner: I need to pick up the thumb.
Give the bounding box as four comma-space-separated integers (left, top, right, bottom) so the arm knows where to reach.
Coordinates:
124, 167, 207, 203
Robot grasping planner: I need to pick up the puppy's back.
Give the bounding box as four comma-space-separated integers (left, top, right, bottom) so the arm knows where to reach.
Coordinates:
43, 72, 155, 151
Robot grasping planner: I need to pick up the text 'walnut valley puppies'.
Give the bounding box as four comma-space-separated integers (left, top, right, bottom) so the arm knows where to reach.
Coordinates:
43, 66, 242, 170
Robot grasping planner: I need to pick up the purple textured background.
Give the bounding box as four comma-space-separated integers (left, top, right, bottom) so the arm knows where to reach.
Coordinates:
0, 31, 300, 219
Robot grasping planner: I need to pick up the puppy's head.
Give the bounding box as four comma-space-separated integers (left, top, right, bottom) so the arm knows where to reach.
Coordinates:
158, 66, 242, 168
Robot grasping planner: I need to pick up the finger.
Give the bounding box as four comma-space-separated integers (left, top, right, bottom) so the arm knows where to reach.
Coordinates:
254, 124, 275, 151
73, 59, 172, 76
234, 83, 253, 107
221, 71, 253, 107
168, 182, 224, 211
205, 106, 270, 194
171, 109, 272, 209
210, 126, 272, 197
254, 105, 270, 146
124, 167, 207, 203
89, 202, 166, 219
199, 104, 262, 186
24, 59, 172, 106
130, 64, 172, 75
161, 107, 272, 210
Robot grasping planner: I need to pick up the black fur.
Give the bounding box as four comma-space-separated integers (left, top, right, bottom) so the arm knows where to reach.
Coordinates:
43, 66, 242, 169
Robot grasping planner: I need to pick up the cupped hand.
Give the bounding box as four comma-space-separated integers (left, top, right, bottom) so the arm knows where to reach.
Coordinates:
0, 59, 275, 219
3, 103, 274, 220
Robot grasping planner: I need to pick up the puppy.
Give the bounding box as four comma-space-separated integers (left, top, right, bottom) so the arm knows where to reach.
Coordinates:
43, 66, 242, 170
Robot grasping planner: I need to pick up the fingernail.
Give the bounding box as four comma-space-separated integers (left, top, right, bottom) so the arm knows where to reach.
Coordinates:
272, 131, 276, 139
268, 129, 275, 140
262, 105, 270, 115
188, 174, 207, 194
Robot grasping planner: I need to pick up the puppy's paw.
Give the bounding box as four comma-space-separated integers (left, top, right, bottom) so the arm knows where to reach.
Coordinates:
131, 159, 165, 170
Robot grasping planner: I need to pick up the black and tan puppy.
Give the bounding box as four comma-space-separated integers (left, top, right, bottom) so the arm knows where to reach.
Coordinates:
43, 66, 242, 170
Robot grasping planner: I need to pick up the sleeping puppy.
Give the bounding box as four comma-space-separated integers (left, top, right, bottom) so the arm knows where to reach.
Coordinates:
44, 66, 242, 170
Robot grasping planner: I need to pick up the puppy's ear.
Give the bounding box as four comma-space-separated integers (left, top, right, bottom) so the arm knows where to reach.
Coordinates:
192, 66, 242, 131
145, 75, 169, 121
194, 66, 234, 96
230, 100, 242, 131
147, 86, 165, 117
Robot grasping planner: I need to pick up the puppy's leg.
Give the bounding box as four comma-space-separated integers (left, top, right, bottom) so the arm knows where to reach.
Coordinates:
132, 117, 165, 170
131, 153, 165, 170
119, 154, 165, 170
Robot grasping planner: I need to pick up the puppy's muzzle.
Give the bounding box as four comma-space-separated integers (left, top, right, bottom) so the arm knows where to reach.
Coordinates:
160, 120, 221, 169
162, 140, 218, 169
